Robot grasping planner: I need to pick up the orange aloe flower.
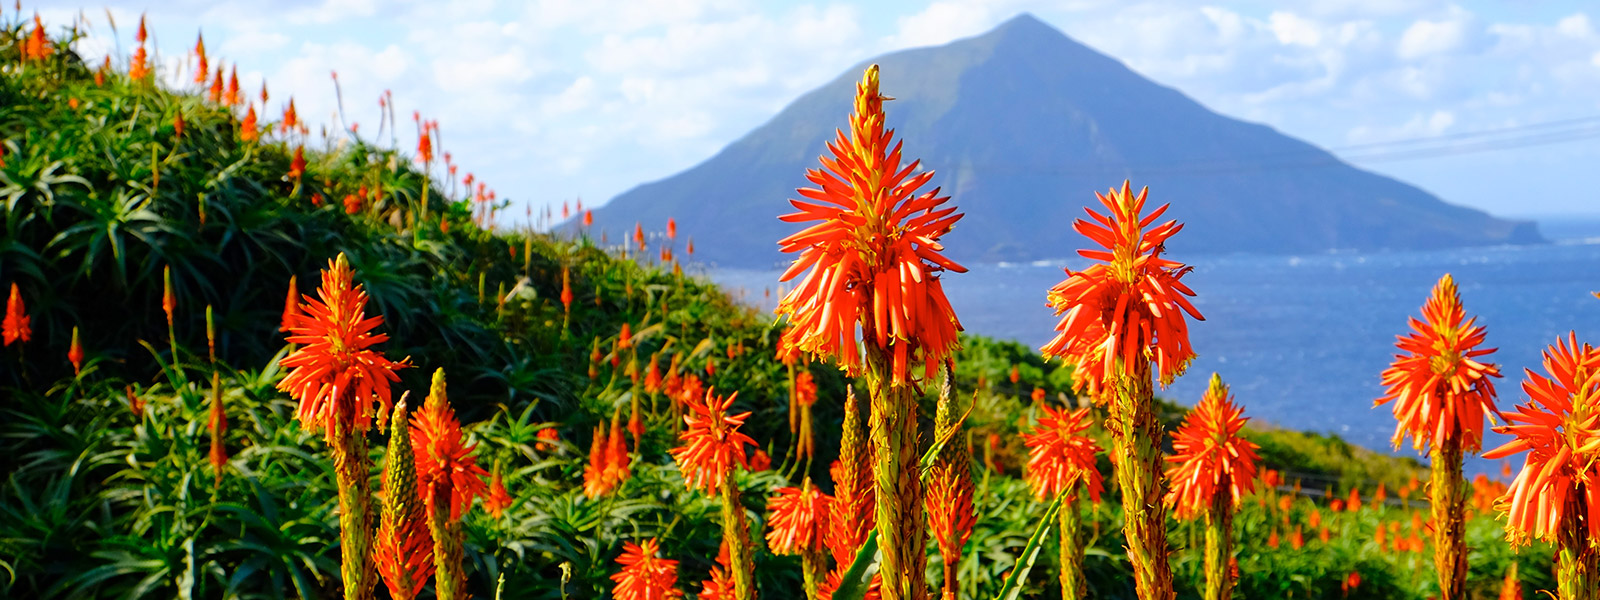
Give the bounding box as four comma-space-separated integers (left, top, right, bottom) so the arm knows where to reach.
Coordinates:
606, 409, 632, 487
193, 33, 208, 84
1483, 332, 1600, 547
1039, 181, 1203, 395
208, 372, 228, 483
1498, 564, 1521, 600
1347, 487, 1362, 512
773, 65, 966, 386
697, 543, 733, 600
173, 112, 186, 139
209, 67, 224, 103
927, 449, 975, 577
411, 370, 488, 523
561, 267, 574, 313
584, 425, 615, 498
284, 98, 300, 131
277, 254, 408, 439
225, 67, 241, 106
536, 427, 559, 452
1165, 374, 1260, 520
766, 484, 832, 555
667, 218, 677, 240
1377, 274, 1501, 452
795, 371, 818, 407
129, 45, 149, 82
417, 125, 433, 164
25, 14, 52, 61
289, 146, 306, 180
68, 326, 84, 375
125, 385, 146, 418
4, 283, 31, 346
240, 105, 259, 142
645, 354, 663, 395
634, 222, 646, 251
280, 275, 298, 333
670, 388, 756, 494
162, 266, 176, 327
583, 210, 594, 228
611, 538, 683, 600
687, 238, 695, 256
1022, 405, 1104, 501
130, 17, 150, 80
376, 400, 435, 600
484, 463, 512, 518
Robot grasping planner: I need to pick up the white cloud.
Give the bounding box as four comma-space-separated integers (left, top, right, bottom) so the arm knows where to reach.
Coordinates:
1557, 13, 1594, 39
1345, 109, 1454, 144
1269, 12, 1322, 47
1397, 16, 1466, 59
888, 1, 997, 48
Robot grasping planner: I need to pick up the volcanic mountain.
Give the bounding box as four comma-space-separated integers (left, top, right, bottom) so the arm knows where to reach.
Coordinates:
580, 13, 1542, 268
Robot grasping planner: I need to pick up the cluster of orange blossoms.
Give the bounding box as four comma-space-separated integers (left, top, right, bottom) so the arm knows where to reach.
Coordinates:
766, 484, 831, 555
1376, 274, 1501, 452
1022, 405, 1104, 502
1165, 374, 1260, 520
3, 283, 30, 346
23, 14, 51, 61
1039, 181, 1202, 394
584, 412, 633, 498
1484, 332, 1600, 547
411, 373, 488, 522
611, 539, 682, 600
128, 16, 149, 82
696, 543, 734, 600
773, 65, 966, 385
484, 465, 512, 518
670, 389, 755, 493
276, 254, 409, 439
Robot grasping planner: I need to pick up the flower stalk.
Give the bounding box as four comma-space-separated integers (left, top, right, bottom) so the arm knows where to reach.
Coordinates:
1039, 183, 1201, 600
672, 388, 757, 599
864, 344, 927, 600
1377, 274, 1500, 600
1058, 490, 1086, 600
376, 399, 434, 600
412, 370, 487, 600
277, 253, 409, 600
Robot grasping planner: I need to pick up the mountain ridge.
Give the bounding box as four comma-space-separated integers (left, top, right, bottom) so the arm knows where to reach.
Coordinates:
580, 13, 1542, 268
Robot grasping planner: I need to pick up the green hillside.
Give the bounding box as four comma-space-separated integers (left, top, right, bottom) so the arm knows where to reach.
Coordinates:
0, 14, 1548, 600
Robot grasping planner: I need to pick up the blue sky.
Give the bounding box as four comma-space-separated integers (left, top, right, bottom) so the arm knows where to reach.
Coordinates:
28, 0, 1600, 223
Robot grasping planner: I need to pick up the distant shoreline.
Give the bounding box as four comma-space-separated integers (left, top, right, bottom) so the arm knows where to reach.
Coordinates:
1524, 212, 1600, 242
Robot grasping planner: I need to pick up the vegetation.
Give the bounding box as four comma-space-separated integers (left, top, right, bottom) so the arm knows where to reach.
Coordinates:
0, 11, 1557, 600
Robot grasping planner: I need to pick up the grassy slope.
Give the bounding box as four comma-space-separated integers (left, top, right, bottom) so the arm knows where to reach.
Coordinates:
0, 19, 1549, 600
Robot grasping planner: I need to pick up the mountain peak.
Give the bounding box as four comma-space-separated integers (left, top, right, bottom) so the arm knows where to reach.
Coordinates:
990, 12, 1059, 39
582, 15, 1541, 267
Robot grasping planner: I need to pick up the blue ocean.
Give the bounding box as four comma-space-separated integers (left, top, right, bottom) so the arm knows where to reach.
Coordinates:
712, 228, 1600, 476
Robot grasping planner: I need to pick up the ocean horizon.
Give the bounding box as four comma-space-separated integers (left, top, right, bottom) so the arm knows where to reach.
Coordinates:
710, 220, 1600, 478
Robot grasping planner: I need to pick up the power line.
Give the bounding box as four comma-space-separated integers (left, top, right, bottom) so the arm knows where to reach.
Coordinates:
944, 114, 1600, 178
